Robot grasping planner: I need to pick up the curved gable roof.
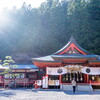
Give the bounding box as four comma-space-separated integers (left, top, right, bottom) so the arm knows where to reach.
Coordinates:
54, 36, 91, 55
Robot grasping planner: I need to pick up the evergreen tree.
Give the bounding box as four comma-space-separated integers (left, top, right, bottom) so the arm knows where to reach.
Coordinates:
0, 0, 100, 62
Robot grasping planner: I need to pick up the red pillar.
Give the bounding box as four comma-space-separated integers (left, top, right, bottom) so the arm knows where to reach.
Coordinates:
59, 75, 62, 84
87, 74, 89, 83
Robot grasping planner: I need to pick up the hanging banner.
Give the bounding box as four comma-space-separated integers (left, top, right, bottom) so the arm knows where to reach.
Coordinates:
81, 67, 100, 75
47, 66, 100, 75
42, 76, 48, 88
46, 67, 67, 75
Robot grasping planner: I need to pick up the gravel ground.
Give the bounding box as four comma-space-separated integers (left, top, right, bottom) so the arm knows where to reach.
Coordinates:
0, 88, 100, 100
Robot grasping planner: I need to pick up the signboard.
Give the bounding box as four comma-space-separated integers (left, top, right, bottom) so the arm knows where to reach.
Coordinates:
37, 80, 42, 86
55, 80, 59, 86
48, 80, 59, 86
4, 74, 13, 79
4, 73, 25, 79
48, 80, 55, 85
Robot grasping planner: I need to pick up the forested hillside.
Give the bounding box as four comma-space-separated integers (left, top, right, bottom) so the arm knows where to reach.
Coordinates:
0, 0, 100, 62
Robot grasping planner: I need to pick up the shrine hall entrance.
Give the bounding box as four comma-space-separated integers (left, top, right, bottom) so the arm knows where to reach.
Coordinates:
48, 72, 86, 89
62, 72, 85, 83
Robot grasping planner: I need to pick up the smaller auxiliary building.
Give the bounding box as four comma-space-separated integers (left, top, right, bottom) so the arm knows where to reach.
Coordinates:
0, 65, 39, 87
32, 36, 100, 90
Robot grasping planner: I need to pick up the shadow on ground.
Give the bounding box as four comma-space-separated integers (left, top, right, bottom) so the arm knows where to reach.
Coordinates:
37, 89, 100, 95
63, 90, 100, 95
15, 88, 39, 92
0, 88, 100, 97
0, 91, 16, 97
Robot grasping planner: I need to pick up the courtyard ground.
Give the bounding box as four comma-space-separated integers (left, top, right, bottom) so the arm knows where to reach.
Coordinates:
0, 88, 100, 100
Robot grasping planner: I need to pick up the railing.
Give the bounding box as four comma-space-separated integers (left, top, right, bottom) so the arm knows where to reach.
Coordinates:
89, 80, 100, 85
4, 78, 29, 86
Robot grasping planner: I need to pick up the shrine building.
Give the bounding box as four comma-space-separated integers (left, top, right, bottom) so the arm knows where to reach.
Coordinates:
0, 65, 39, 87
32, 36, 100, 90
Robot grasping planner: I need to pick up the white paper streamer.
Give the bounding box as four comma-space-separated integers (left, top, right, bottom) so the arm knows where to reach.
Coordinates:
46, 67, 67, 75
81, 67, 100, 75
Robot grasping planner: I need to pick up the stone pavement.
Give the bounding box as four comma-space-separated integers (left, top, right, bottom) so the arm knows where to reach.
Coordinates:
0, 88, 100, 100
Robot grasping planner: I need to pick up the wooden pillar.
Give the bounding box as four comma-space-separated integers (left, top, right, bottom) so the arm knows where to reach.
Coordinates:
87, 74, 89, 83
59, 75, 62, 84
83, 74, 86, 83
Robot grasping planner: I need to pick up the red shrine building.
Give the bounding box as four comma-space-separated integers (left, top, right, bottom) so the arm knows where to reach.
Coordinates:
0, 37, 100, 90
32, 36, 100, 90
0, 65, 39, 87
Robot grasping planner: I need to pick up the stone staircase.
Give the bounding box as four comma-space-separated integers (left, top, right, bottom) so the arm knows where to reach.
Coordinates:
61, 84, 93, 91
77, 84, 93, 91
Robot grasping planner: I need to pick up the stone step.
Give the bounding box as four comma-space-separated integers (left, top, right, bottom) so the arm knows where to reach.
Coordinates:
93, 89, 100, 92
61, 84, 93, 91
77, 85, 93, 91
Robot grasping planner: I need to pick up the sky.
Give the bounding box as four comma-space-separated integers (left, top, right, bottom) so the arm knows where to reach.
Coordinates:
0, 0, 46, 11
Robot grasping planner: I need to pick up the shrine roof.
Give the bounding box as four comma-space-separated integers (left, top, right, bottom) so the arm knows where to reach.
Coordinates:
0, 65, 38, 70
54, 36, 91, 55
32, 55, 54, 61
12, 64, 38, 69
89, 59, 100, 63
32, 37, 100, 64
32, 54, 99, 62
51, 54, 99, 59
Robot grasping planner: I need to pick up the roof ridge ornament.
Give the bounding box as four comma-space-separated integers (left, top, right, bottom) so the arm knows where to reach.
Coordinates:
70, 36, 74, 40
69, 36, 77, 43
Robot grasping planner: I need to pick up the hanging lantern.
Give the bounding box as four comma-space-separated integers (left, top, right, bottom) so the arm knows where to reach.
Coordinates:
76, 71, 79, 81
80, 73, 83, 81
92, 75, 95, 81
70, 73, 72, 81
66, 74, 68, 81
73, 72, 75, 79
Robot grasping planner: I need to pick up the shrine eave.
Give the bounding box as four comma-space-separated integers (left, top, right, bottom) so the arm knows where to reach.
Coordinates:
51, 54, 99, 60
32, 55, 54, 62
32, 37, 100, 68
0, 65, 38, 70
33, 59, 61, 63
89, 60, 100, 63
32, 54, 99, 64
